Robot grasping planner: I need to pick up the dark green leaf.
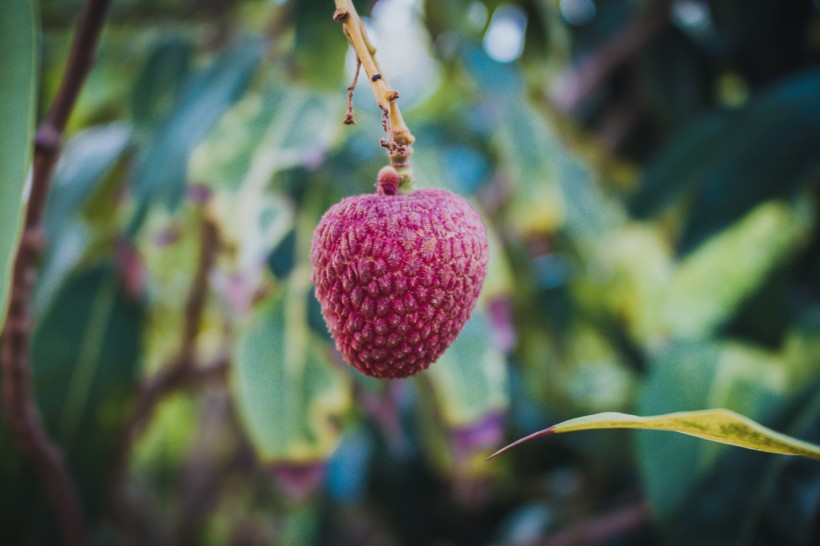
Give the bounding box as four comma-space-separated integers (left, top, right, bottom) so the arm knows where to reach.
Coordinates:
131, 39, 261, 214
0, 0, 37, 330
293, 0, 349, 89
267, 228, 296, 278
32, 264, 143, 514
664, 388, 820, 546
1, 264, 143, 541
131, 36, 194, 129
636, 341, 795, 519
631, 69, 820, 252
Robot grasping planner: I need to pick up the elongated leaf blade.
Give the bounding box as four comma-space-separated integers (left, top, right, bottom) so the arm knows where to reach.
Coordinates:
489, 409, 820, 461
131, 39, 261, 213
0, 0, 37, 330
426, 309, 508, 429
232, 277, 351, 463
131, 36, 194, 129
190, 85, 343, 192
45, 123, 132, 237
631, 68, 820, 252
1, 263, 144, 541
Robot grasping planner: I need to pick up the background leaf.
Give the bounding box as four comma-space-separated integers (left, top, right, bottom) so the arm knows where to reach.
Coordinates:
130, 36, 195, 131
426, 308, 508, 429
631, 69, 820, 252
130, 39, 262, 216
636, 340, 805, 518
231, 280, 351, 463
0, 0, 37, 330
1, 263, 144, 542
664, 388, 820, 546
190, 85, 343, 192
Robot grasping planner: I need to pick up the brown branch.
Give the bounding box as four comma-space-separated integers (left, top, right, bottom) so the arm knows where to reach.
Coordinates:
548, 1, 672, 114
110, 214, 222, 498
0, 2, 112, 545
531, 501, 652, 546
332, 0, 415, 169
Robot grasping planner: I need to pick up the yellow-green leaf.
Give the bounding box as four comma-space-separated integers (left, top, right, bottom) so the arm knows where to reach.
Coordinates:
488, 409, 820, 461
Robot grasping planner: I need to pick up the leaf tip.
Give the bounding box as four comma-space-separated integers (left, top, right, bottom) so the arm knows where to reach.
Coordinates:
485, 427, 555, 461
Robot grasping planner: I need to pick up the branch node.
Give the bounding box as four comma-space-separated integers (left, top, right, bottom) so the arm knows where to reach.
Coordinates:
371, 73, 382, 82
22, 227, 47, 255
343, 57, 362, 126
34, 125, 61, 155
332, 8, 348, 22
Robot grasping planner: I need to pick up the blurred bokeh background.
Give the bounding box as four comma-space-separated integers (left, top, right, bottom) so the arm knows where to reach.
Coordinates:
2, 0, 820, 544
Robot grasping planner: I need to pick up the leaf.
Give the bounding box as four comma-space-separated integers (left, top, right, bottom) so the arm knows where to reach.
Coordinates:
190, 85, 343, 192
45, 123, 132, 237
293, 0, 348, 89
636, 340, 796, 518
130, 39, 261, 215
660, 199, 812, 339
130, 36, 194, 130
231, 272, 351, 463
32, 264, 143, 511
1, 263, 144, 540
426, 308, 508, 429
630, 68, 820, 252
34, 124, 132, 314
0, 0, 37, 331
460, 47, 622, 239
488, 409, 820, 461
664, 388, 820, 546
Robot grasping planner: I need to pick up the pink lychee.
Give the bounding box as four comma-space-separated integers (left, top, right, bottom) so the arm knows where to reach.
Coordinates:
310, 167, 489, 379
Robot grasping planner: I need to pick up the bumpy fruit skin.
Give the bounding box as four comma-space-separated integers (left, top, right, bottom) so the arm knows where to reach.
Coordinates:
310, 177, 489, 379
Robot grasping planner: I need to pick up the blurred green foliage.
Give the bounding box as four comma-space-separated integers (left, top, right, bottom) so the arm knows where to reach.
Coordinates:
1, 0, 820, 545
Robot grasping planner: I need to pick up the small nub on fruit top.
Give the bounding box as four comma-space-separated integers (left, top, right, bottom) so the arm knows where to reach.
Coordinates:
376, 166, 401, 196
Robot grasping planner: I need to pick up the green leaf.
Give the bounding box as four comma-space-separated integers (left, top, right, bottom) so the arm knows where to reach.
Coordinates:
130, 39, 261, 215
293, 0, 348, 89
190, 85, 343, 192
636, 340, 796, 518
488, 409, 820, 461
660, 199, 813, 339
131, 36, 194, 130
426, 308, 508, 428
45, 123, 132, 237
32, 264, 143, 511
0, 0, 37, 331
33, 124, 131, 314
631, 68, 820, 252
1, 263, 144, 540
231, 272, 351, 463
459, 46, 623, 239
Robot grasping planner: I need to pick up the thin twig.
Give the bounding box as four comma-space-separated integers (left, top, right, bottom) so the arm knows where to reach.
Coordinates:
343, 56, 362, 125
548, 0, 672, 113
532, 501, 652, 546
1, 1, 112, 545
110, 214, 222, 490
332, 0, 415, 168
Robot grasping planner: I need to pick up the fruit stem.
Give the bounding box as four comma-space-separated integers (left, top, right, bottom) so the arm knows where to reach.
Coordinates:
332, 0, 415, 169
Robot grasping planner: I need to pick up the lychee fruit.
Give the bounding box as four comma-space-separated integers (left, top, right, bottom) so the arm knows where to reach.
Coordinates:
310, 167, 489, 379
